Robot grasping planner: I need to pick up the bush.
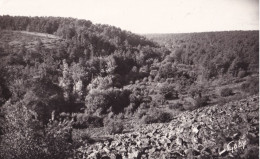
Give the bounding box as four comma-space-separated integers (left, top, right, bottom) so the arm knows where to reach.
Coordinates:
188, 86, 202, 98
237, 70, 247, 78
157, 111, 172, 123
219, 87, 233, 97
44, 120, 74, 159
141, 115, 156, 124
141, 110, 172, 124
159, 83, 179, 100
85, 89, 130, 116
0, 104, 47, 159
85, 90, 110, 115
183, 96, 208, 111
241, 77, 259, 95
137, 109, 147, 119
0, 104, 73, 159
153, 94, 165, 105
73, 113, 103, 129
195, 96, 209, 107
169, 102, 183, 110
124, 104, 135, 116
104, 119, 124, 135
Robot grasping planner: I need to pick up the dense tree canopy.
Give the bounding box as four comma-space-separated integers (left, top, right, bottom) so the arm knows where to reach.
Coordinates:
0, 16, 258, 158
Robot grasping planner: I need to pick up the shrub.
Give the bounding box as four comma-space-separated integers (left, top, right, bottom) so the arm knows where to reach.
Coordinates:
72, 129, 93, 144
183, 96, 208, 111
0, 103, 73, 159
137, 109, 147, 119
157, 111, 172, 123
73, 113, 103, 129
44, 120, 74, 159
153, 94, 166, 105
195, 96, 209, 107
238, 70, 247, 78
159, 83, 178, 100
104, 119, 124, 135
124, 104, 135, 116
241, 77, 259, 95
141, 110, 172, 124
141, 115, 156, 124
85, 89, 130, 116
219, 87, 233, 97
188, 86, 202, 98
81, 133, 93, 143
0, 104, 46, 159
169, 102, 183, 110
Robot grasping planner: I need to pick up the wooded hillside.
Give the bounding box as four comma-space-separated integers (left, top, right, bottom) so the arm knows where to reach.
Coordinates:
0, 16, 258, 158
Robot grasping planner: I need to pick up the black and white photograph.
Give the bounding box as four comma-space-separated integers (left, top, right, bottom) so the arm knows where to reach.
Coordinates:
0, 0, 259, 158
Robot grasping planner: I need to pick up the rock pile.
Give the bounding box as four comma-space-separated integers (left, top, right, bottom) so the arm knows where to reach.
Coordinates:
74, 95, 259, 158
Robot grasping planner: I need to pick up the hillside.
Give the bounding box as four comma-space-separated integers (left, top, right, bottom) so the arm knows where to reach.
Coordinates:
0, 16, 258, 159
145, 31, 259, 75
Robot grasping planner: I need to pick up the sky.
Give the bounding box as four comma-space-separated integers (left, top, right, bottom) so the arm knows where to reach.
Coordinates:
0, 0, 259, 33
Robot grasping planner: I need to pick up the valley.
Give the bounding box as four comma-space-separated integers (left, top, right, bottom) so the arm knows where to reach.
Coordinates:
0, 16, 258, 159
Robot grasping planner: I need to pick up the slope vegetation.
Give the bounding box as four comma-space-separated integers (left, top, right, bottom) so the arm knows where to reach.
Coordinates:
0, 16, 258, 159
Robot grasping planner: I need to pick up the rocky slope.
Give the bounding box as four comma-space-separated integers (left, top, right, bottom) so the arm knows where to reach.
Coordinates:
75, 95, 259, 159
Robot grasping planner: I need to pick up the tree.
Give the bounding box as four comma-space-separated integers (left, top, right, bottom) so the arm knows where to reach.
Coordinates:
0, 102, 45, 159
159, 83, 179, 100
85, 90, 110, 116
173, 48, 183, 63
35, 38, 43, 53
106, 55, 117, 75
159, 63, 177, 78
59, 59, 73, 101
0, 102, 73, 159
70, 62, 89, 100
87, 76, 113, 90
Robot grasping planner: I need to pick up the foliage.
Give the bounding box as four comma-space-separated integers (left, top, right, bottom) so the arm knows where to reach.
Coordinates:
159, 83, 179, 100
141, 110, 172, 124
104, 119, 124, 135
183, 96, 208, 111
168, 102, 183, 110
85, 89, 130, 116
0, 102, 73, 159
0, 103, 45, 159
241, 76, 259, 95
188, 85, 202, 98
158, 63, 177, 78
0, 16, 258, 158
194, 96, 209, 108
44, 120, 74, 159
219, 87, 233, 97
147, 31, 259, 80
237, 70, 247, 78
73, 113, 103, 129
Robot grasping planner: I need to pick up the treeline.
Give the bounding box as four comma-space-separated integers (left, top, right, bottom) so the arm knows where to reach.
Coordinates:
0, 15, 156, 59
147, 31, 259, 79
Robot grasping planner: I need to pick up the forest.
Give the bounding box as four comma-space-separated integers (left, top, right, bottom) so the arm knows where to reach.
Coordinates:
0, 15, 258, 158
